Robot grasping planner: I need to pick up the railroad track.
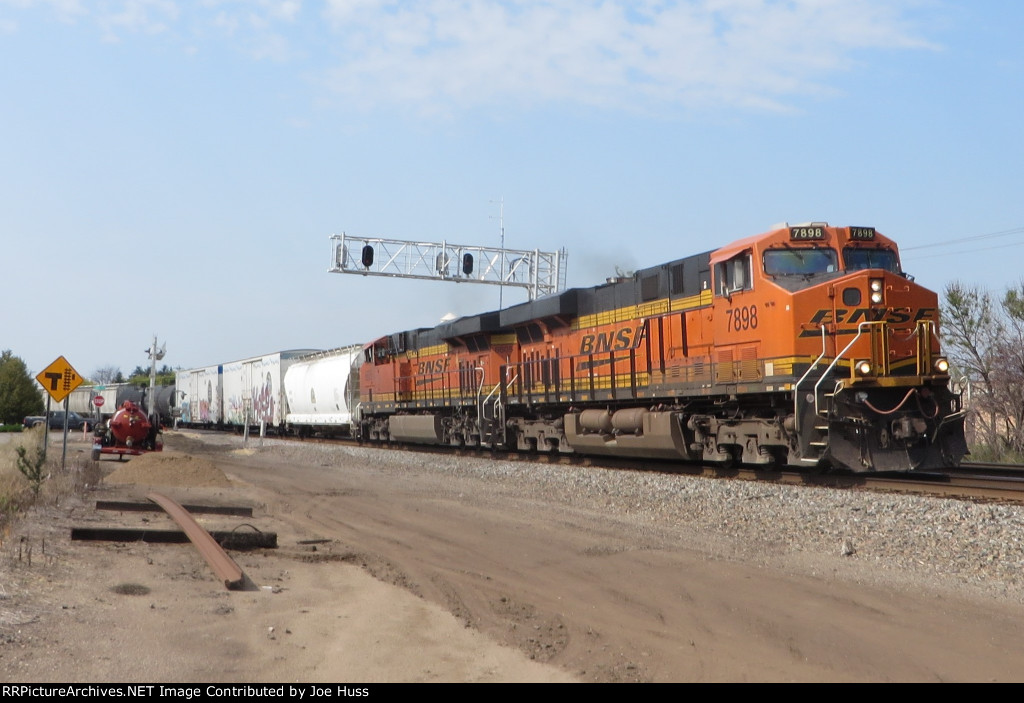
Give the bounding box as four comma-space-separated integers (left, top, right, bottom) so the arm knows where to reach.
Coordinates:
956, 461, 1024, 479
182, 429, 1024, 504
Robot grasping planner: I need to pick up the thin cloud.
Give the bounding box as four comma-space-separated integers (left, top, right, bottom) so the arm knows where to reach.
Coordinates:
2, 0, 939, 113
318, 0, 939, 115
95, 0, 178, 42
0, 0, 86, 23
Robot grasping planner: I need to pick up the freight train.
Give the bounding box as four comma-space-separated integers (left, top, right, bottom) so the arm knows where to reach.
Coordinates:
175, 347, 356, 435
176, 223, 968, 473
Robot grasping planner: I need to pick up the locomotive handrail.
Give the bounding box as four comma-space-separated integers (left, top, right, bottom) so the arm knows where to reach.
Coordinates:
475, 369, 518, 446
505, 373, 519, 393
813, 320, 886, 417
481, 374, 518, 416
481, 382, 500, 419
793, 325, 830, 425
792, 321, 883, 464
956, 375, 971, 405
477, 368, 517, 421
475, 367, 487, 426
493, 373, 518, 440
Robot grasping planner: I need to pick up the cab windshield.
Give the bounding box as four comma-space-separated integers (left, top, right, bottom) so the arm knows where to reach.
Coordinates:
843, 247, 900, 273
763, 247, 839, 277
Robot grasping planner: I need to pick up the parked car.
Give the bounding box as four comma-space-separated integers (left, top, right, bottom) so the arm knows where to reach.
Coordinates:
22, 411, 92, 431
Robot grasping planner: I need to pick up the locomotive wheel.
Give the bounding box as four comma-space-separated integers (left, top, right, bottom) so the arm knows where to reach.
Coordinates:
718, 446, 742, 469
804, 459, 831, 475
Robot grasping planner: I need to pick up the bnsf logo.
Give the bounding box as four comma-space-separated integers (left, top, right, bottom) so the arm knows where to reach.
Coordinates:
799, 307, 937, 336
417, 358, 450, 374
578, 326, 645, 355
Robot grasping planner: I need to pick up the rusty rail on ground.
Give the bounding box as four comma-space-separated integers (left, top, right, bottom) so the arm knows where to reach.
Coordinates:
146, 492, 246, 590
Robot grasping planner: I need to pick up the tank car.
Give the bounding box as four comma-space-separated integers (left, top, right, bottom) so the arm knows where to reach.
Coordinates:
357, 223, 967, 472
146, 384, 178, 426
41, 382, 146, 427
91, 400, 163, 461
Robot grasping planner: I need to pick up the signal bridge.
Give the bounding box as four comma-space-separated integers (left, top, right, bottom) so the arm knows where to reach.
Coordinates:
329, 233, 567, 301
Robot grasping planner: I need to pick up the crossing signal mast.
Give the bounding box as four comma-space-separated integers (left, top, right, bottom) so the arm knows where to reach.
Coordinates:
329, 233, 568, 301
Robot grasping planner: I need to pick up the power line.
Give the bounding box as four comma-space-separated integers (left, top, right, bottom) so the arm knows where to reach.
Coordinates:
906, 238, 1024, 262
901, 226, 1024, 252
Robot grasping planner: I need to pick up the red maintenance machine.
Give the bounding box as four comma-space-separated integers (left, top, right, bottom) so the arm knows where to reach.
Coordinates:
91, 400, 163, 461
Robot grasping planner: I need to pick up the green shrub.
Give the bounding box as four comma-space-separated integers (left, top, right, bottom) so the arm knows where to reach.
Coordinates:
965, 442, 1024, 464
15, 445, 46, 497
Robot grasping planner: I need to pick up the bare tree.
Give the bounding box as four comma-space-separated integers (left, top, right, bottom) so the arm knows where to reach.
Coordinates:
991, 284, 1024, 454
92, 365, 124, 385
942, 280, 1024, 460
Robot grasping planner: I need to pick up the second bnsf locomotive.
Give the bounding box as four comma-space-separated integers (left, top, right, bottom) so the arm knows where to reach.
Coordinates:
358, 223, 968, 472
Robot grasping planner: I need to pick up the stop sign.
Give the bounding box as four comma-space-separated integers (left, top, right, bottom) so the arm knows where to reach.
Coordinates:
93, 395, 105, 408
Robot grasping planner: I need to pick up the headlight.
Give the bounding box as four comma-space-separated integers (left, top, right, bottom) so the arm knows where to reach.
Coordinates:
856, 360, 873, 375
934, 357, 950, 374
869, 278, 883, 304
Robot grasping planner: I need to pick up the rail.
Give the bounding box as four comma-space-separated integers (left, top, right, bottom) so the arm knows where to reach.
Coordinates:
146, 492, 247, 590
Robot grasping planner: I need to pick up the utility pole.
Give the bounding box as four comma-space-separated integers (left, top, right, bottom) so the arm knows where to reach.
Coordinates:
146, 335, 166, 421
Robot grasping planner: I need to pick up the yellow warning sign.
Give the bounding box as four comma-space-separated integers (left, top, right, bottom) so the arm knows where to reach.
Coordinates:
36, 355, 84, 404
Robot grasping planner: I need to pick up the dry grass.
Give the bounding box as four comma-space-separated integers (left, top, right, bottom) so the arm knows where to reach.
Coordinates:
0, 426, 101, 534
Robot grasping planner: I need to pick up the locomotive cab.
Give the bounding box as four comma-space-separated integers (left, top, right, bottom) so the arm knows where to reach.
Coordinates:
707, 223, 966, 471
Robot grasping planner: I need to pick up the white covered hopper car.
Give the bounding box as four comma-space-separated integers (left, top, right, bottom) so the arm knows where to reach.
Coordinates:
283, 345, 363, 436
175, 346, 363, 436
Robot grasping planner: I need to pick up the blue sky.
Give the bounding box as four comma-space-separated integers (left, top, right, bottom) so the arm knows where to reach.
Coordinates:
2, 0, 1022, 379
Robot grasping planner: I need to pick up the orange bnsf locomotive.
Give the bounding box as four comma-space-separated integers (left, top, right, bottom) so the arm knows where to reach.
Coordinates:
357, 223, 968, 472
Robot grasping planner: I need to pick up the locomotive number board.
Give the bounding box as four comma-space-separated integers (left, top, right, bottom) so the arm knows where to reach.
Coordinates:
789, 226, 826, 240
788, 225, 877, 241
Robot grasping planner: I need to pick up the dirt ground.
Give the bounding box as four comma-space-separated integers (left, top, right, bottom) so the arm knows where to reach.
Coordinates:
3, 430, 1024, 683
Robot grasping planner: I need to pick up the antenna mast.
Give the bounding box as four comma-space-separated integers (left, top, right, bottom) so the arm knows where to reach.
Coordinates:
491, 197, 505, 308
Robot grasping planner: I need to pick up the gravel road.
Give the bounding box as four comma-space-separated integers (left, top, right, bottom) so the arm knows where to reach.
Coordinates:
2, 430, 1024, 682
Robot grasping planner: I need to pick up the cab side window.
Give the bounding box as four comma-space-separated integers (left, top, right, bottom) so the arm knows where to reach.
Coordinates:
715, 253, 752, 296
